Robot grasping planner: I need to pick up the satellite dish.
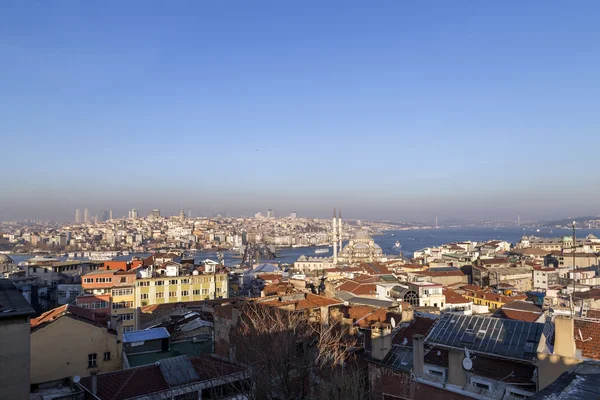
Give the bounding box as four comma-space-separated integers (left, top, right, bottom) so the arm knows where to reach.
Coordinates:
462, 358, 473, 371
463, 347, 473, 370
391, 317, 396, 328
73, 375, 81, 383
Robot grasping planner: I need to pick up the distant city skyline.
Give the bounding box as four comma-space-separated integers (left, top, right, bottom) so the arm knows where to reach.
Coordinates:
1, 204, 599, 224
2, 2, 600, 222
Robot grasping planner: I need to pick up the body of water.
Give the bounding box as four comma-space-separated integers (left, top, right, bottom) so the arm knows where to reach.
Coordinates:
8, 227, 600, 267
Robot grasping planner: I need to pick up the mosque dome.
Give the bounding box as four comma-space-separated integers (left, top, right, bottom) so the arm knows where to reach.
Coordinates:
354, 230, 371, 240
0, 254, 13, 264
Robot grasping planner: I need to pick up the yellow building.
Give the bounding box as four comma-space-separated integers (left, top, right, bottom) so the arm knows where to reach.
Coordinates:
30, 305, 121, 384
463, 290, 527, 310
111, 285, 135, 333
134, 272, 229, 310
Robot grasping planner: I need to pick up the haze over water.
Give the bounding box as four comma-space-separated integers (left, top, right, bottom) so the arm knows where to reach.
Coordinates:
10, 227, 600, 266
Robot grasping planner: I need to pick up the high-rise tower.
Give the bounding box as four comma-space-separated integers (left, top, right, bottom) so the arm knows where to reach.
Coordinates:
83, 209, 90, 223
179, 208, 185, 223
75, 209, 81, 223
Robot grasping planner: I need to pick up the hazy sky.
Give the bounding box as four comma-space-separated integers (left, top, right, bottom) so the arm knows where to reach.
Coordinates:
1, 1, 599, 222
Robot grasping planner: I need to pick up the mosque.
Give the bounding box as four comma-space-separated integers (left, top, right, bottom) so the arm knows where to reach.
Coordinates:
295, 209, 386, 272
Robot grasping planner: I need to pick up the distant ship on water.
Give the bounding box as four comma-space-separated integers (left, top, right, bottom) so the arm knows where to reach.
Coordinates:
315, 248, 329, 254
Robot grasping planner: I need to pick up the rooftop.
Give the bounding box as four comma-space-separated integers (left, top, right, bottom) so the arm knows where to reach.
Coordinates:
30, 304, 111, 331
531, 361, 600, 399
0, 278, 35, 319
426, 314, 544, 361
123, 327, 170, 343
79, 355, 245, 400
126, 340, 213, 367
392, 316, 438, 346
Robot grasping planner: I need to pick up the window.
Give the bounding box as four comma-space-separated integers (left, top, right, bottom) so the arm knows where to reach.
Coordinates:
103, 352, 111, 361
155, 280, 164, 286
472, 379, 491, 392
193, 289, 201, 296
169, 279, 179, 285
138, 281, 150, 287
112, 288, 134, 296
181, 279, 189, 284
88, 353, 97, 368
112, 301, 133, 309
123, 325, 135, 333
121, 313, 134, 321
156, 292, 164, 298
216, 287, 221, 293
169, 291, 177, 297
202, 288, 209, 295
141, 293, 149, 300
120, 277, 127, 283
181, 290, 189, 296
426, 366, 445, 378
57, 290, 67, 298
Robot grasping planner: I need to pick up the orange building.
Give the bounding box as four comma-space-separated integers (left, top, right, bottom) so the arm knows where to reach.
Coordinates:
80, 269, 137, 332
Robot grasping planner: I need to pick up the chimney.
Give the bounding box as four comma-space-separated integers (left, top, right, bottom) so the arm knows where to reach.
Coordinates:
320, 306, 329, 326
412, 334, 424, 377
90, 372, 98, 395
371, 323, 392, 360
554, 315, 576, 359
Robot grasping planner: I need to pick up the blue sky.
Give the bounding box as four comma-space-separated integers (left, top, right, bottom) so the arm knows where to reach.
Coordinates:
1, 1, 599, 221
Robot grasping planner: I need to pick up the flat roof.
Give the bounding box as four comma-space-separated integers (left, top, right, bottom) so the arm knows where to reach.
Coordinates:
0, 279, 35, 319
126, 340, 212, 367
123, 327, 171, 343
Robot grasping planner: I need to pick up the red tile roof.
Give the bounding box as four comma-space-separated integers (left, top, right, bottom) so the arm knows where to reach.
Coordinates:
30, 304, 111, 331
358, 262, 392, 275
443, 289, 470, 305
256, 273, 282, 282
416, 270, 465, 277
586, 309, 600, 319
574, 318, 600, 360
495, 309, 542, 323
260, 293, 342, 311
79, 355, 246, 400
336, 280, 377, 296
392, 316, 437, 346
262, 282, 294, 296
342, 306, 402, 328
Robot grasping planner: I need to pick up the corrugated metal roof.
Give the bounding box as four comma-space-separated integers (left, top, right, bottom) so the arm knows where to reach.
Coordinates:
379, 345, 413, 371
159, 355, 200, 387
123, 327, 171, 343
426, 314, 543, 361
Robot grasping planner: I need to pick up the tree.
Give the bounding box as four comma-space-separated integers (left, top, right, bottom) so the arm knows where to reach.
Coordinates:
227, 302, 371, 400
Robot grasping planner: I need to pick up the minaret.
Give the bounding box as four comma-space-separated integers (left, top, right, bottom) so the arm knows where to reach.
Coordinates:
338, 210, 342, 251
332, 208, 338, 265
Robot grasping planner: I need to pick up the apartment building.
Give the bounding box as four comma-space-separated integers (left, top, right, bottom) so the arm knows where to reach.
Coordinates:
79, 269, 137, 332
134, 271, 229, 309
